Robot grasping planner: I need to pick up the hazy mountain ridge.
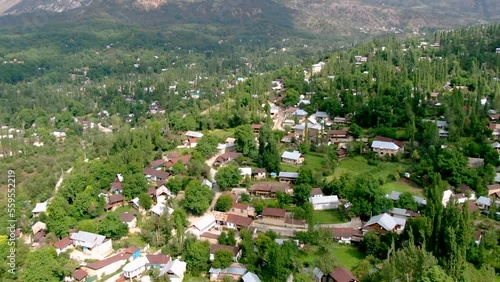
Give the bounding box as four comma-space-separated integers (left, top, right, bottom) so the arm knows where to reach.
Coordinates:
0, 0, 498, 38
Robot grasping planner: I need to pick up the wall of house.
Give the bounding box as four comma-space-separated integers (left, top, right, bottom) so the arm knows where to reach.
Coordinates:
373, 148, 398, 157
124, 265, 147, 278
84, 240, 113, 259
312, 202, 339, 210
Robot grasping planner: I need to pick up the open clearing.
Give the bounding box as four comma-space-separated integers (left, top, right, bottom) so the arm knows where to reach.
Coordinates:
329, 156, 408, 180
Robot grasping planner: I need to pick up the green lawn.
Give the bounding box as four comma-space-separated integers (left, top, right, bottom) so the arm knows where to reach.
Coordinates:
207, 129, 234, 141
381, 181, 424, 196
297, 244, 364, 271
280, 153, 324, 173
314, 209, 350, 224
329, 156, 408, 181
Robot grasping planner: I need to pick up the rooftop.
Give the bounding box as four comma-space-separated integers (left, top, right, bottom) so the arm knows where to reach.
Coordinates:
262, 207, 286, 218
281, 150, 302, 161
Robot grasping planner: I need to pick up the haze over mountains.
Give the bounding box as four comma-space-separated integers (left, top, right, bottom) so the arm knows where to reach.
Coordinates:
0, 0, 499, 38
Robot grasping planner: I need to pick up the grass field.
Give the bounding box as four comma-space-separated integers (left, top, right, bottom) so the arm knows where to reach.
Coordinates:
207, 129, 235, 141
329, 156, 408, 181
314, 209, 350, 224
280, 153, 324, 173
298, 244, 364, 270
381, 181, 424, 196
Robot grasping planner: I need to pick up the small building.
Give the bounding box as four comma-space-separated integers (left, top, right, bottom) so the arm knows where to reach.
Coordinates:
487, 183, 500, 196
309, 195, 339, 210
476, 196, 492, 209
333, 117, 352, 125
200, 232, 220, 244
278, 172, 299, 183
458, 184, 476, 200
332, 228, 363, 244
150, 203, 168, 216
54, 237, 73, 255
226, 214, 254, 230
389, 208, 420, 219
363, 213, 406, 234
240, 167, 252, 178
251, 124, 263, 134
371, 136, 404, 157
329, 130, 352, 143
110, 180, 123, 194
252, 168, 266, 180
468, 157, 484, 168
281, 150, 304, 165
262, 207, 286, 220
209, 244, 242, 262
32, 202, 48, 217
105, 194, 124, 211
83, 252, 131, 280
187, 214, 217, 238
311, 188, 324, 197
124, 246, 141, 260
72, 269, 88, 282
144, 167, 170, 182
209, 264, 248, 281
326, 266, 359, 282
123, 256, 149, 279
229, 202, 255, 218
185, 131, 204, 138
70, 231, 112, 257
31, 221, 47, 244
242, 271, 262, 282
146, 254, 171, 269
214, 152, 242, 167
158, 259, 187, 282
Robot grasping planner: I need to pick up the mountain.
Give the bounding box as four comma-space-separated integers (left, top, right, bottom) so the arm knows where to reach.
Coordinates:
1, 0, 499, 38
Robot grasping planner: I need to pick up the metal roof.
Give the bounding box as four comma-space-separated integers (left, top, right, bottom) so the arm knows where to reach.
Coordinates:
371, 140, 399, 150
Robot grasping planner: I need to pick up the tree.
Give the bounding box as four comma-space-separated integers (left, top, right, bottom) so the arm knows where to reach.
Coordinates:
345, 175, 393, 218
183, 180, 214, 215
141, 215, 173, 247
183, 239, 210, 276
98, 213, 129, 240
293, 184, 312, 206
397, 192, 418, 211
215, 194, 234, 212
77, 219, 98, 233
21, 247, 68, 282
296, 167, 314, 186
234, 124, 258, 158
212, 249, 234, 269
166, 176, 184, 194
139, 192, 153, 210
283, 88, 300, 107
349, 123, 362, 139
436, 149, 468, 186
172, 161, 187, 175
215, 164, 242, 191
195, 134, 219, 158
258, 125, 281, 173
122, 173, 148, 199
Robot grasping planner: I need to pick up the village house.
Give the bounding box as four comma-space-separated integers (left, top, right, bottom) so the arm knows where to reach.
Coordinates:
158, 259, 187, 282
326, 266, 359, 282
123, 256, 149, 279
209, 264, 248, 282
278, 172, 299, 183
31, 221, 47, 245
54, 237, 73, 255
329, 130, 352, 143
261, 207, 287, 224
333, 116, 352, 125
119, 212, 137, 229
489, 122, 500, 137
309, 195, 339, 210
311, 188, 324, 197
226, 214, 254, 230
240, 167, 252, 178
82, 252, 131, 281
487, 183, 500, 196
187, 214, 217, 238
151, 158, 167, 169
281, 133, 296, 143
229, 202, 255, 218
32, 202, 48, 217
388, 208, 420, 220
217, 137, 236, 154
251, 124, 263, 134
248, 184, 290, 197
458, 184, 476, 200
476, 196, 492, 210
144, 167, 170, 182
105, 194, 125, 211
371, 136, 404, 157
185, 131, 204, 139
209, 244, 242, 262
363, 213, 406, 234
146, 254, 171, 270
72, 269, 88, 282
252, 168, 266, 180
332, 228, 363, 244
311, 62, 325, 75
165, 154, 192, 169
70, 231, 112, 257
281, 150, 304, 165
110, 179, 123, 194
213, 152, 241, 167
493, 142, 500, 153
242, 272, 262, 282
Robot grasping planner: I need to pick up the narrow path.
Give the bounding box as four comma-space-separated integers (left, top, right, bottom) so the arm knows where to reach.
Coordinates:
47, 167, 73, 204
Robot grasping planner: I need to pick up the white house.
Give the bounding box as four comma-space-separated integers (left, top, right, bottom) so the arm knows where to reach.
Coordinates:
476, 196, 492, 209
239, 167, 252, 178
150, 203, 166, 216
119, 212, 137, 229
83, 252, 131, 280
242, 271, 262, 282
281, 150, 304, 165
187, 214, 216, 238
32, 202, 47, 216
363, 213, 406, 234
123, 257, 149, 279
159, 259, 187, 282
185, 131, 204, 138
308, 195, 339, 210
70, 231, 112, 258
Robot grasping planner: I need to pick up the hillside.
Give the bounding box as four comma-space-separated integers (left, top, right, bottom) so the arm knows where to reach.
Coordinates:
0, 0, 498, 39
